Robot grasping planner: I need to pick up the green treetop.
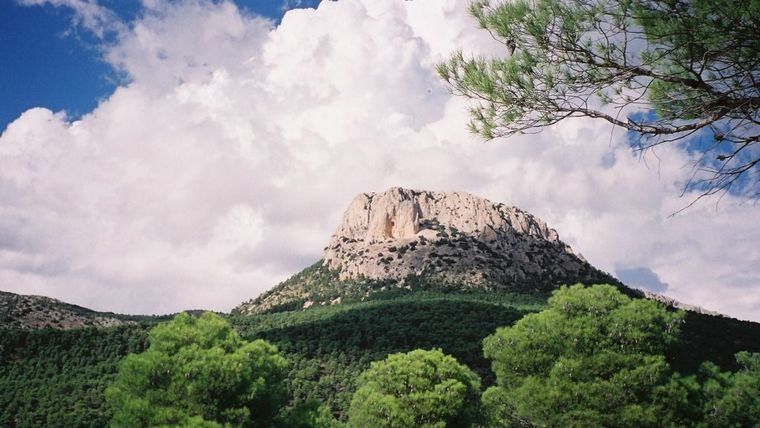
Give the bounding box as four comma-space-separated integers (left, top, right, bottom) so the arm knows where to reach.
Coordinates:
699, 351, 760, 427
481, 284, 694, 427
105, 312, 287, 427
347, 349, 482, 428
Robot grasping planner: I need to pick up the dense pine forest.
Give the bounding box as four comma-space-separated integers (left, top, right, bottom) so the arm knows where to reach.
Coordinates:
2, 289, 760, 426
0, 325, 151, 426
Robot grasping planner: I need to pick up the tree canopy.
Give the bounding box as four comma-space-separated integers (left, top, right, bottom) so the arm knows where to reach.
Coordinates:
481, 284, 696, 426
105, 312, 287, 427
438, 0, 760, 200
699, 351, 760, 427
347, 348, 482, 427
2, 289, 760, 426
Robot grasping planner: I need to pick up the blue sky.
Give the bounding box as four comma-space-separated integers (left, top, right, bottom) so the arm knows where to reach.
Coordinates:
0, 0, 320, 130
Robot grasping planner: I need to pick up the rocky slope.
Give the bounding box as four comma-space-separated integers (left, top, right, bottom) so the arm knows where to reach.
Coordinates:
237, 187, 615, 313
642, 289, 720, 316
0, 291, 129, 330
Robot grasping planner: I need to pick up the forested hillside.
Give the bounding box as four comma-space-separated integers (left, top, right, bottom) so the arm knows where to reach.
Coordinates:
0, 325, 151, 427
2, 289, 759, 426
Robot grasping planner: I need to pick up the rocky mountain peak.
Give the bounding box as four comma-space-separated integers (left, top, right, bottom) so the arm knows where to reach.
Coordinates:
236, 188, 613, 314
323, 187, 593, 286
327, 187, 560, 244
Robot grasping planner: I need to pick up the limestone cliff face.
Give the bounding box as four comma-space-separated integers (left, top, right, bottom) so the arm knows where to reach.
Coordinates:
323, 187, 595, 286
327, 187, 559, 244
236, 187, 614, 314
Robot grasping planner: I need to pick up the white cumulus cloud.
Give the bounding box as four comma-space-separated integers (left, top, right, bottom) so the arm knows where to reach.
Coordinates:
2, 0, 758, 320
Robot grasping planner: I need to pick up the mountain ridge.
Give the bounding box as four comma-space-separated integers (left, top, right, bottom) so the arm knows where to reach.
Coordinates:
237, 187, 617, 314
0, 290, 129, 330
0, 290, 187, 330
0, 188, 732, 325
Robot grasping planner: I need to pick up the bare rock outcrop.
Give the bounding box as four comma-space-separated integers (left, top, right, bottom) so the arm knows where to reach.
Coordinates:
323, 187, 603, 288
641, 290, 721, 316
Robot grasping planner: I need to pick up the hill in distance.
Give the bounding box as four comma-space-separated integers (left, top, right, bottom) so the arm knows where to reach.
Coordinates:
0, 291, 205, 330
0, 290, 133, 330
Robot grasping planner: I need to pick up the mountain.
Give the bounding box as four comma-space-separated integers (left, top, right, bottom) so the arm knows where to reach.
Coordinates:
0, 290, 131, 330
237, 187, 615, 314
2, 187, 760, 426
